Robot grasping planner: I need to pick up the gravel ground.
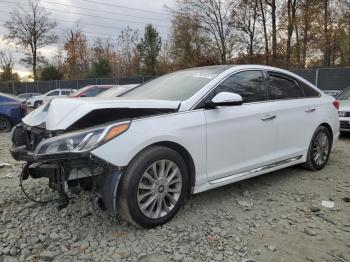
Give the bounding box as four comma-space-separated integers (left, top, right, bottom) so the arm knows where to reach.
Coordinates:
0, 133, 349, 262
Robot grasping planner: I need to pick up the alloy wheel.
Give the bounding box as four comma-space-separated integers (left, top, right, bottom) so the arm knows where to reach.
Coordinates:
137, 159, 182, 219
312, 132, 330, 166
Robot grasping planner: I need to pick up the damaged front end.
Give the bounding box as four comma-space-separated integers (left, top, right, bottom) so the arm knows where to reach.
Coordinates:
10, 122, 128, 211
10, 97, 180, 212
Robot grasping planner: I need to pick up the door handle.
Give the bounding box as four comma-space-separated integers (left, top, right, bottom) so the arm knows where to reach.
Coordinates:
305, 108, 316, 113
261, 115, 276, 121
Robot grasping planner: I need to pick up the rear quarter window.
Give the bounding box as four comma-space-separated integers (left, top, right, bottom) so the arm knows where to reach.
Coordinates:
268, 73, 304, 100
300, 82, 320, 97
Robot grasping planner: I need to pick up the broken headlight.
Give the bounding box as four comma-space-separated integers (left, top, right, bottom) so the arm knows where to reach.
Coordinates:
34, 121, 130, 156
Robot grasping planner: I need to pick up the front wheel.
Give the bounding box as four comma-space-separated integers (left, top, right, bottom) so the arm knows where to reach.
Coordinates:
0, 116, 12, 133
117, 146, 189, 228
303, 126, 332, 171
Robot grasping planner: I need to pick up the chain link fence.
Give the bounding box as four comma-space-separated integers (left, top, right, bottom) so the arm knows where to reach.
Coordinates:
1, 68, 350, 95
291, 68, 350, 90
0, 76, 156, 95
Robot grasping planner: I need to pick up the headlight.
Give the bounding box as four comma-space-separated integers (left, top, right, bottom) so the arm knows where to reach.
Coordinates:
34, 121, 130, 156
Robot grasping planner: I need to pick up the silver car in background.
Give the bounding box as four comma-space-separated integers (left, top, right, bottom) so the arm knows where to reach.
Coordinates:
338, 87, 350, 132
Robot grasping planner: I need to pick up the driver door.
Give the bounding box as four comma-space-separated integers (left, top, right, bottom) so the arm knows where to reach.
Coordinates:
204, 70, 278, 181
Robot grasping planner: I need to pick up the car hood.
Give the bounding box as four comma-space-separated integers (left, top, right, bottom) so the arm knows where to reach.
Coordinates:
339, 100, 350, 111
22, 97, 180, 131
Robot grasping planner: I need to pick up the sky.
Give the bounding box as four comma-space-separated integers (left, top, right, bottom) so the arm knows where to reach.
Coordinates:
0, 0, 175, 78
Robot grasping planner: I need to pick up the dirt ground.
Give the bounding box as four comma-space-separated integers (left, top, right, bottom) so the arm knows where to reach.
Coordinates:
0, 132, 349, 262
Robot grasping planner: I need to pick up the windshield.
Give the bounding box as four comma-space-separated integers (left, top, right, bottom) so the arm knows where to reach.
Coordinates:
70, 86, 92, 97
121, 67, 229, 101
337, 88, 350, 100
98, 84, 138, 98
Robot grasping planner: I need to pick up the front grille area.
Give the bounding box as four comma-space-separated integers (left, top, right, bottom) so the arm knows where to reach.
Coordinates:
340, 121, 350, 129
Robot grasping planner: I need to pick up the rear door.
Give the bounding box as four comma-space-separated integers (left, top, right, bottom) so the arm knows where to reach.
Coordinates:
204, 70, 278, 181
266, 71, 320, 160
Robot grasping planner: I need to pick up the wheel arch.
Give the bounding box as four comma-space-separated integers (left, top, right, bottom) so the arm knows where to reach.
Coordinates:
128, 141, 196, 194
320, 122, 333, 144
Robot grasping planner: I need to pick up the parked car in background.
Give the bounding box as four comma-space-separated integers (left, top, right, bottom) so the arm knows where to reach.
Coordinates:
323, 90, 342, 97
337, 87, 350, 133
26, 89, 74, 108
0, 92, 27, 133
10, 65, 339, 228
97, 84, 139, 98
16, 93, 41, 101
69, 85, 114, 98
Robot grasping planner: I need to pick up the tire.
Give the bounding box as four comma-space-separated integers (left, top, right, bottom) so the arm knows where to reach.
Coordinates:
117, 146, 189, 228
0, 115, 13, 133
303, 126, 332, 171
34, 101, 43, 109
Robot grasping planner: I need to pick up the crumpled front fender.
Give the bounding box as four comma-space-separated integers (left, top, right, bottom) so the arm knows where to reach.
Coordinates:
100, 169, 124, 214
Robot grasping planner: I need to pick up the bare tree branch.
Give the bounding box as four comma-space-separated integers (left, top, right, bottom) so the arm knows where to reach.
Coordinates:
4, 0, 57, 80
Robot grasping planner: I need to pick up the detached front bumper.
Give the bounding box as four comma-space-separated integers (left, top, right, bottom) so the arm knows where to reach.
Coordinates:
10, 124, 124, 213
10, 146, 34, 162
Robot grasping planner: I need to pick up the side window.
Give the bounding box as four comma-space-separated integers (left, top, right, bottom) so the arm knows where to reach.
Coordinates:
61, 90, 71, 95
47, 91, 59, 96
300, 82, 320, 97
268, 73, 303, 100
83, 88, 99, 97
214, 70, 267, 103
98, 88, 109, 94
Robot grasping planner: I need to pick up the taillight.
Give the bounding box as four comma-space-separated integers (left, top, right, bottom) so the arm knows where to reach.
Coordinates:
333, 100, 339, 110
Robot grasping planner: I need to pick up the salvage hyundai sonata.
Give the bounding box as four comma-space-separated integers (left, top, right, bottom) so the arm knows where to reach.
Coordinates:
10, 65, 340, 228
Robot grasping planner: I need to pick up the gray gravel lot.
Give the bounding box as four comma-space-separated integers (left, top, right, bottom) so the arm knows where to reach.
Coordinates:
0, 133, 349, 262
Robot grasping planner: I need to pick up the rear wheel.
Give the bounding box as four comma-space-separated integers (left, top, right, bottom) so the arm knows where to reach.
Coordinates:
303, 126, 332, 171
0, 115, 12, 133
117, 146, 189, 228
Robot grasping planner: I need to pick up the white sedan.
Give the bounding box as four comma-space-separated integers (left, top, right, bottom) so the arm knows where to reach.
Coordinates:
10, 65, 339, 228
337, 87, 350, 132
26, 89, 74, 108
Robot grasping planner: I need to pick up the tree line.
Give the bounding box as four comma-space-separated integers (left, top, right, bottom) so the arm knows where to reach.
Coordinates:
1, 0, 350, 82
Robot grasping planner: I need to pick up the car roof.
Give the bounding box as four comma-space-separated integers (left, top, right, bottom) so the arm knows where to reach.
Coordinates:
182, 65, 235, 71
179, 64, 322, 111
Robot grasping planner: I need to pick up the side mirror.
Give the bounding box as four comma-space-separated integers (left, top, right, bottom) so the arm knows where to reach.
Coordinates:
206, 92, 243, 108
